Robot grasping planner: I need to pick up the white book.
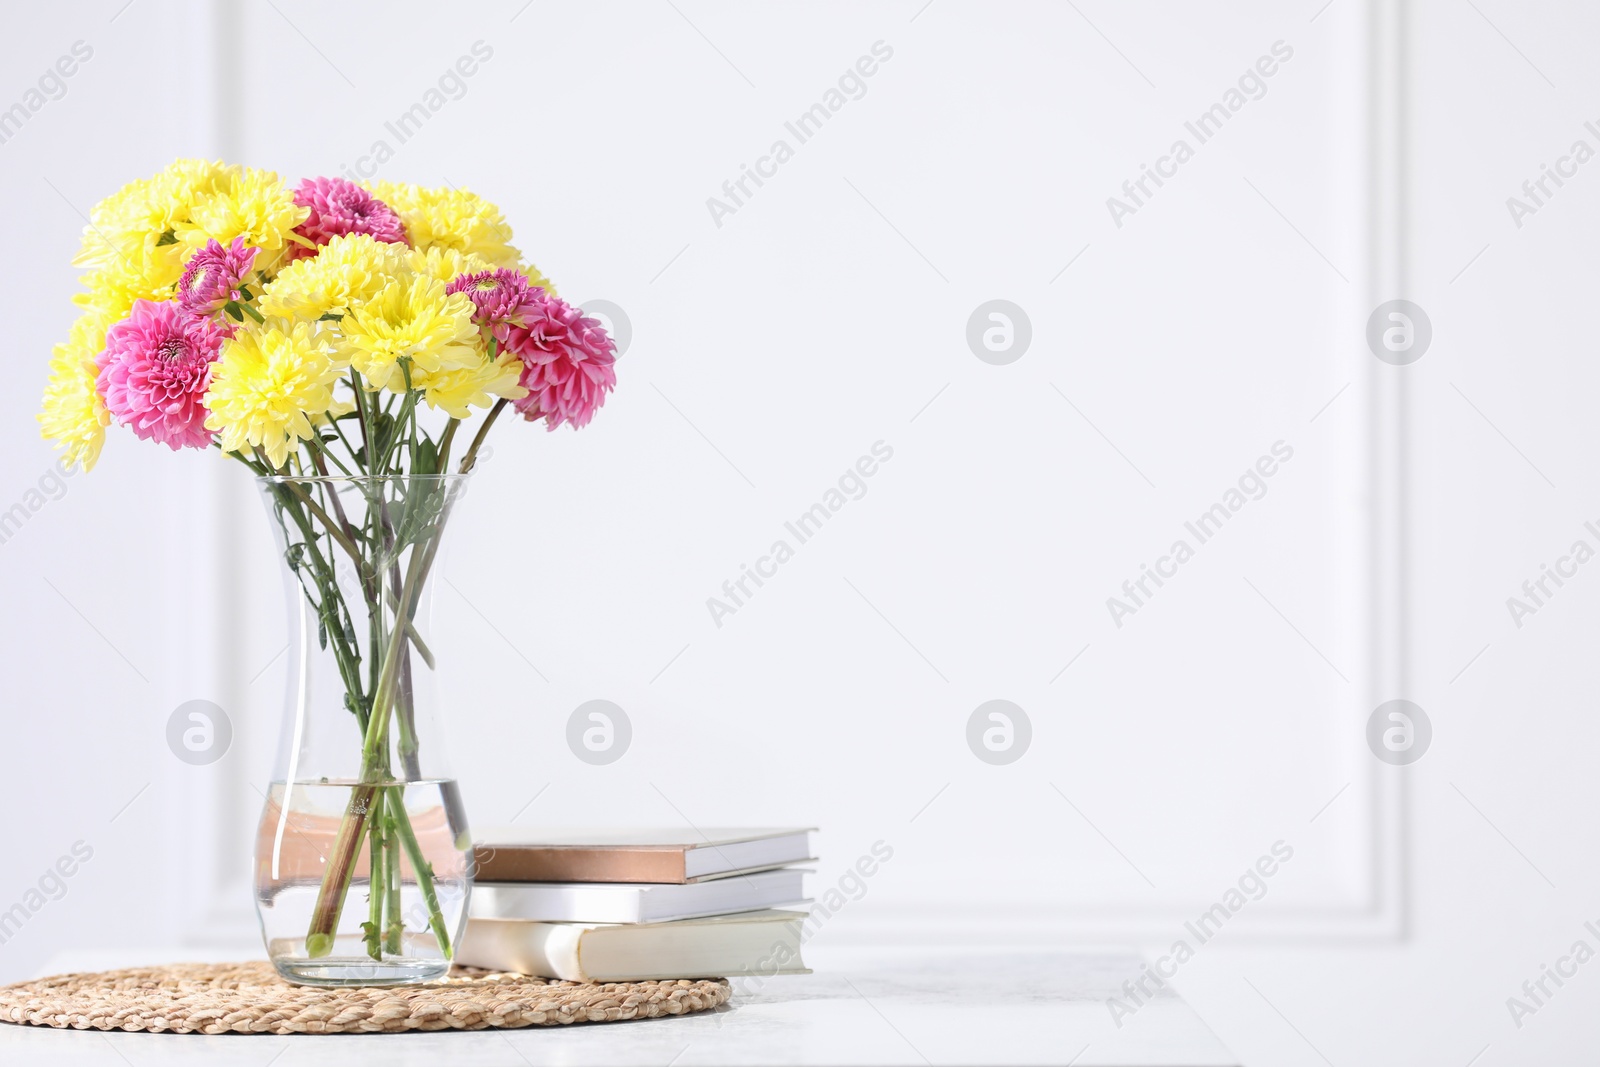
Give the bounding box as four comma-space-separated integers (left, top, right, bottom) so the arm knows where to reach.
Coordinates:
470, 867, 809, 924
457, 909, 812, 982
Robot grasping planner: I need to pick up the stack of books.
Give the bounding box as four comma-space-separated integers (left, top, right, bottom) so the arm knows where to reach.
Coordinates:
457, 828, 814, 982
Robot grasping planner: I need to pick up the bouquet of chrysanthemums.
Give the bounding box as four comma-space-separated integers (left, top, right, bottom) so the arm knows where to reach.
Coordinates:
37, 160, 617, 977
40, 159, 615, 471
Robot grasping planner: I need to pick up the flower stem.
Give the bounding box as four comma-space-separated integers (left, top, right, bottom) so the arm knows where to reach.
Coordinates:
264, 480, 367, 725
361, 537, 431, 769
458, 399, 507, 474
303, 430, 355, 476
378, 368, 420, 474
270, 467, 368, 579
269, 417, 468, 967
305, 784, 377, 958
364, 813, 385, 960
436, 419, 459, 473
389, 787, 453, 959
383, 792, 403, 954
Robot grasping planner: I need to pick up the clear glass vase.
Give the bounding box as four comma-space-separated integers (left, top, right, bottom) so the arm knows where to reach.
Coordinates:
253, 474, 473, 985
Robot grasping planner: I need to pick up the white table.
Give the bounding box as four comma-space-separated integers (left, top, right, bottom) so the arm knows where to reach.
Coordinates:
0, 945, 1236, 1065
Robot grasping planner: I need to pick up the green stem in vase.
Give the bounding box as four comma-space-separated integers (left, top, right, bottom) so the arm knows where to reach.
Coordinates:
383, 791, 404, 954
262, 460, 369, 577
289, 396, 500, 965
304, 518, 444, 958
377, 487, 423, 782
361, 537, 430, 770
364, 813, 385, 961
263, 482, 367, 728
304, 783, 377, 958
389, 787, 453, 959
395, 656, 421, 780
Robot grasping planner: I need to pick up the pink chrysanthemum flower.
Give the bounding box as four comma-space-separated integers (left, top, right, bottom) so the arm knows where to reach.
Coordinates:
501, 292, 618, 430
290, 176, 407, 257
177, 237, 260, 318
96, 300, 226, 450
446, 268, 540, 339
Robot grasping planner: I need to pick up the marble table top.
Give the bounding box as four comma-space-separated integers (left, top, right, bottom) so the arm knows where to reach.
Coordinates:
0, 944, 1236, 1065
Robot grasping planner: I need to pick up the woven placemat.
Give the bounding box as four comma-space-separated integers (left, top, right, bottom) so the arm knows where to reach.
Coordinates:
0, 962, 731, 1034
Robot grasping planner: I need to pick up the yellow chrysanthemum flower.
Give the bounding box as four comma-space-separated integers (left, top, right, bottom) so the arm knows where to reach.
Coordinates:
406, 245, 557, 295
73, 158, 235, 273
39, 355, 108, 472
339, 273, 480, 392
62, 304, 120, 361
74, 176, 174, 273
73, 263, 171, 323
369, 181, 520, 266
406, 245, 493, 284
204, 320, 349, 469
178, 167, 308, 258
259, 234, 408, 321
164, 157, 236, 194
72, 159, 239, 299
413, 352, 527, 419
38, 309, 118, 471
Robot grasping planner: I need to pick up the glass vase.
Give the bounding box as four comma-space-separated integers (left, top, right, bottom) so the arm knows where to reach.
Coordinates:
253, 474, 473, 985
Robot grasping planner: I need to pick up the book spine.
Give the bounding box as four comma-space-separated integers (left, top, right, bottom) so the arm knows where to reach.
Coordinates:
471, 847, 689, 884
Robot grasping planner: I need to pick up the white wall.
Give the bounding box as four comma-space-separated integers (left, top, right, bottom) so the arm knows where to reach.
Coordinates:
0, 1, 1593, 1063
1187, 2, 1600, 1064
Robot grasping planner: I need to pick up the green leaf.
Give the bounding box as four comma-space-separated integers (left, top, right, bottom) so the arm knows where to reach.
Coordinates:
415, 437, 439, 477
318, 311, 344, 322
155, 229, 177, 246
224, 301, 244, 322
371, 412, 397, 469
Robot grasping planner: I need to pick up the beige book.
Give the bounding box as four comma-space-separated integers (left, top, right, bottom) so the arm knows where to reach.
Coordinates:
472, 827, 813, 883
457, 909, 811, 983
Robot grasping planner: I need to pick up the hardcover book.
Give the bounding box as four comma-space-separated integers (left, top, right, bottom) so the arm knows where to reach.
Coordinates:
473, 827, 813, 884
457, 909, 811, 982
470, 867, 809, 924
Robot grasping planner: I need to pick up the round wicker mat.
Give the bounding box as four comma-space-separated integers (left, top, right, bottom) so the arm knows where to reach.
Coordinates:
0, 962, 731, 1034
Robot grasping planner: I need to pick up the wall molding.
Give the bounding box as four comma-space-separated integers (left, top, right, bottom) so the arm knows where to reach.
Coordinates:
177, 0, 1413, 947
